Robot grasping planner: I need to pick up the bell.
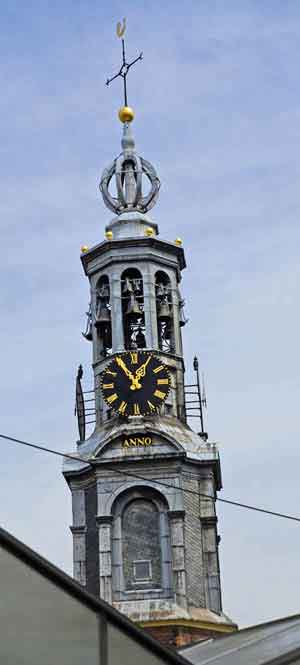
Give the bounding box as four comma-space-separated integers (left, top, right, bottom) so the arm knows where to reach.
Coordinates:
179, 298, 187, 327
82, 307, 93, 341
103, 325, 112, 350
157, 300, 171, 323
82, 321, 93, 341
125, 293, 143, 321
123, 277, 134, 294
95, 304, 111, 330
179, 308, 187, 327
135, 327, 146, 348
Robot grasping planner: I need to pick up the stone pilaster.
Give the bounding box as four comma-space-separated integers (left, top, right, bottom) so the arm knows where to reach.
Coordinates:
199, 476, 222, 614
171, 277, 182, 357
144, 265, 159, 349
111, 270, 124, 352
70, 525, 87, 586
169, 510, 187, 609
97, 516, 113, 604
70, 488, 87, 586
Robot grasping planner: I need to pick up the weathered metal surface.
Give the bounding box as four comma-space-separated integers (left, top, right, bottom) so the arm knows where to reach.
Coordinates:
75, 365, 85, 442
180, 615, 300, 665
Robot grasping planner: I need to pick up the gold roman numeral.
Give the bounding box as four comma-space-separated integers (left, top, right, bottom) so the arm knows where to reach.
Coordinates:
102, 383, 114, 389
147, 400, 156, 412
133, 403, 140, 415
107, 393, 118, 404
118, 401, 127, 415
157, 378, 169, 385
130, 352, 138, 364
105, 370, 117, 377
154, 389, 166, 400
153, 365, 164, 374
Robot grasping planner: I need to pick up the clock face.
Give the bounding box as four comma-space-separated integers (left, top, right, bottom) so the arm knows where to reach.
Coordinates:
100, 351, 171, 417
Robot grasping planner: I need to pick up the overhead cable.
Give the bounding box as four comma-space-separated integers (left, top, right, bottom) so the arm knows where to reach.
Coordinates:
1, 433, 299, 524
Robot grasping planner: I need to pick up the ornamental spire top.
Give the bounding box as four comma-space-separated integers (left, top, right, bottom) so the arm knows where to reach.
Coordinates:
106, 17, 142, 124
99, 20, 160, 216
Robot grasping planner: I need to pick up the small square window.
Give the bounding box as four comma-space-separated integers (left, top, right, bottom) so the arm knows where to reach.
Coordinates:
133, 560, 152, 582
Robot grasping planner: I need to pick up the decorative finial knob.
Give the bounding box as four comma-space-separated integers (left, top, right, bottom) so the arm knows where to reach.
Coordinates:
174, 238, 183, 246
145, 227, 154, 237
105, 230, 113, 240
119, 106, 135, 123
80, 245, 89, 253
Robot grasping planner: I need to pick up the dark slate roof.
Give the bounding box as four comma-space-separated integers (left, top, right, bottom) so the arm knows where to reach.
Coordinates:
180, 614, 300, 665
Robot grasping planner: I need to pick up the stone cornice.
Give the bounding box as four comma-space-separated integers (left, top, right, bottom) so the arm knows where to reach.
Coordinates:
81, 236, 186, 275
200, 516, 218, 527
96, 515, 113, 526
168, 510, 185, 520
70, 525, 87, 534
139, 618, 237, 633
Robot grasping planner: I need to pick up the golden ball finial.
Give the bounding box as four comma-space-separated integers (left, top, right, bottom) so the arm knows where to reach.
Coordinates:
105, 230, 113, 240
174, 238, 182, 246
81, 245, 89, 253
145, 227, 154, 237
118, 106, 135, 123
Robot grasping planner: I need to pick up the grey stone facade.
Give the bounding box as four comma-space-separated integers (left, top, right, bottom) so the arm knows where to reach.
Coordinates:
64, 419, 225, 623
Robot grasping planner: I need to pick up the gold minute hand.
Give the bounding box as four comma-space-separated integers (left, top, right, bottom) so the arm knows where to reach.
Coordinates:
116, 357, 141, 390
135, 356, 151, 381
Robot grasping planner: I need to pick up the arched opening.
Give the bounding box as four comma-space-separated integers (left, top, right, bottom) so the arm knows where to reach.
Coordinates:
95, 275, 112, 356
121, 268, 146, 350
155, 271, 174, 353
111, 487, 173, 601
122, 499, 161, 590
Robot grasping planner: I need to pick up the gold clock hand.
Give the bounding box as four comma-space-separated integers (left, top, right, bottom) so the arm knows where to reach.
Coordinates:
116, 356, 134, 379
135, 356, 151, 381
116, 356, 141, 390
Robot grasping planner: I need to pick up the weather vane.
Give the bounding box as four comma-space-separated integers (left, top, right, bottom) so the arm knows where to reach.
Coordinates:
106, 18, 143, 121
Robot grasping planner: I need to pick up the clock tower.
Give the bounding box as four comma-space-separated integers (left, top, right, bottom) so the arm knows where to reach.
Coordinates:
63, 29, 236, 649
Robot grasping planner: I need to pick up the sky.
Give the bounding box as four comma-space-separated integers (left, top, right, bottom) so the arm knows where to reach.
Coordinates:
1, 0, 300, 628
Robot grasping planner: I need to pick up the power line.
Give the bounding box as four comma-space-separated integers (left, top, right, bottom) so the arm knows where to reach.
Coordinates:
1, 432, 300, 524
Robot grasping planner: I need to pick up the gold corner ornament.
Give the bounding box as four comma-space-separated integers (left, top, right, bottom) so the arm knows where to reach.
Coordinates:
116, 18, 126, 38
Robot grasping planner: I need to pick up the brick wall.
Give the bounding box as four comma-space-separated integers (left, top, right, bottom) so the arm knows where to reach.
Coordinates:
144, 624, 226, 650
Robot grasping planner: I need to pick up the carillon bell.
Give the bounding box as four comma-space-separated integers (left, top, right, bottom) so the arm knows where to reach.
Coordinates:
157, 300, 171, 322
95, 304, 111, 330
179, 307, 187, 327
82, 306, 93, 341
82, 322, 93, 341
125, 293, 143, 321
135, 326, 146, 348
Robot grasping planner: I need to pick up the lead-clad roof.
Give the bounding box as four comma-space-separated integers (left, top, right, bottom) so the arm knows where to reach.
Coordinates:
180, 614, 300, 665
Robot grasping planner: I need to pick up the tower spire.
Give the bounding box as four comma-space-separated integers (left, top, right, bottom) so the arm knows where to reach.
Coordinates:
106, 18, 143, 122
100, 21, 160, 218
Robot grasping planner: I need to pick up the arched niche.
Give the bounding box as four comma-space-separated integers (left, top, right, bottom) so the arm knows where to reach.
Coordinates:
94, 275, 112, 357
121, 268, 146, 350
155, 270, 175, 353
111, 486, 173, 601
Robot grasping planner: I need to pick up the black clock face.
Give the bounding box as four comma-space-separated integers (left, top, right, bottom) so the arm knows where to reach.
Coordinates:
100, 351, 171, 417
